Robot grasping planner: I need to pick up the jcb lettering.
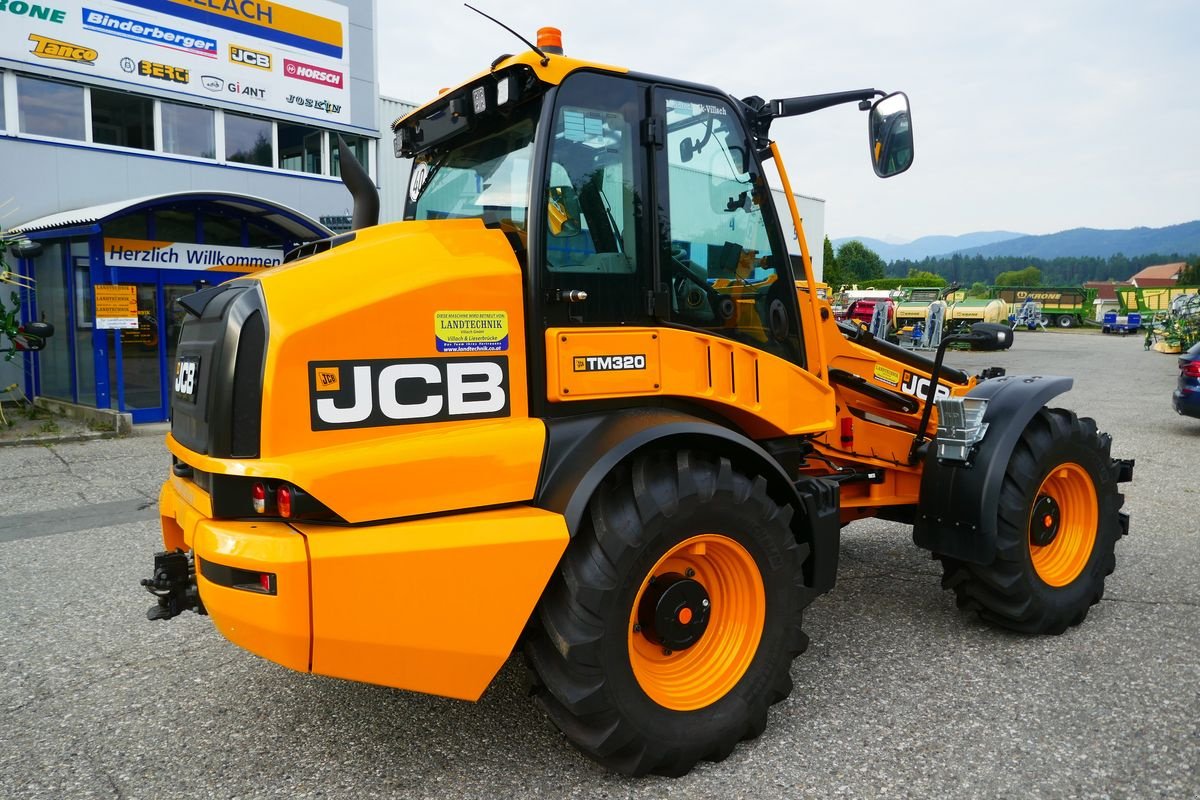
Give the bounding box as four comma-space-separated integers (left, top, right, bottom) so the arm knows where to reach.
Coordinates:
900, 371, 951, 402
310, 357, 510, 430
230, 45, 271, 70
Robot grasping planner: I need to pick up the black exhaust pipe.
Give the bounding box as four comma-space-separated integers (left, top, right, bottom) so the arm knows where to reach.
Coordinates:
337, 134, 379, 230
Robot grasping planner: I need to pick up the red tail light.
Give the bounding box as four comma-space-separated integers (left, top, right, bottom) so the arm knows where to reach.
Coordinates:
1183, 361, 1200, 378
259, 572, 273, 593
251, 482, 266, 514
276, 485, 292, 518
840, 416, 854, 445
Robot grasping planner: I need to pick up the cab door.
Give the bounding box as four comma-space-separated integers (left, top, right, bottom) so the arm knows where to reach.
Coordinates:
650, 87, 806, 367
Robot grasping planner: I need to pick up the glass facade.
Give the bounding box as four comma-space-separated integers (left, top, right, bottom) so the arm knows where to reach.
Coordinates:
329, 133, 370, 177
279, 122, 323, 173
91, 89, 154, 150
225, 113, 273, 166
161, 102, 216, 158
17, 75, 85, 140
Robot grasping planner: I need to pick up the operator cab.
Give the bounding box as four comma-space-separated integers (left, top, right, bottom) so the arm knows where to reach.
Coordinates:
393, 32, 914, 369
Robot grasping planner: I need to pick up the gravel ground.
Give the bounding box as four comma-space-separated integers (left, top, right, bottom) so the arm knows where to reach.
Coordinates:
0, 330, 1195, 799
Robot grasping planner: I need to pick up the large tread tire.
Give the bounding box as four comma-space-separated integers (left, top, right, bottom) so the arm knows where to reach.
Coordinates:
523, 450, 810, 776
938, 408, 1125, 634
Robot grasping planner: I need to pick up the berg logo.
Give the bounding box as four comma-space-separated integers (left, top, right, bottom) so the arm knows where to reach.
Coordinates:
138, 59, 188, 84
2, 3, 66, 24
82, 8, 217, 58
28, 33, 96, 64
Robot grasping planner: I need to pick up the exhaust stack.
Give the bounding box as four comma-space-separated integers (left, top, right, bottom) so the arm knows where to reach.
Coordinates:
337, 134, 379, 230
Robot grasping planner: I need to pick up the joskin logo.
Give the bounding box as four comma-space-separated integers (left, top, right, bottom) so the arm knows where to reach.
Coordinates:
230, 44, 271, 70
309, 357, 510, 431
28, 33, 96, 64
573, 354, 647, 372
2, 3, 66, 24
138, 59, 188, 84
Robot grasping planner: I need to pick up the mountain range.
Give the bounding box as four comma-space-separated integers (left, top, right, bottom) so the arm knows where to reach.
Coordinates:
835, 220, 1200, 262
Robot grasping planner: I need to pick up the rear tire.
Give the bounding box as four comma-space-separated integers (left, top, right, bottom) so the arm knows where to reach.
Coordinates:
523, 450, 810, 776
938, 408, 1124, 634
1057, 315, 1076, 328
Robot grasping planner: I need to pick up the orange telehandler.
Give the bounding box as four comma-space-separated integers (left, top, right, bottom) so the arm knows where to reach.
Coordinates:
144, 25, 1132, 776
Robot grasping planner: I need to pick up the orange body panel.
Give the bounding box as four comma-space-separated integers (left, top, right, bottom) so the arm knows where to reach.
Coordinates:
546, 327, 836, 438
296, 506, 568, 700
160, 474, 569, 700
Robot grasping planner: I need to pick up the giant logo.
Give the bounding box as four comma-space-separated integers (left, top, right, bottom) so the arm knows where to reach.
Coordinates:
28, 33, 96, 64
309, 357, 510, 431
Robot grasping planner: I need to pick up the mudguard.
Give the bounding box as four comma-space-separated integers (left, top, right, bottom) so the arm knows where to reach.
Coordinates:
535, 408, 840, 594
912, 374, 1073, 564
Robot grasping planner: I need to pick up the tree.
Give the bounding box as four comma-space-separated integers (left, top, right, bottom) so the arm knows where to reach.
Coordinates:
835, 240, 886, 284
967, 281, 990, 298
1179, 258, 1200, 285
904, 269, 946, 286
995, 266, 1042, 286
821, 235, 849, 288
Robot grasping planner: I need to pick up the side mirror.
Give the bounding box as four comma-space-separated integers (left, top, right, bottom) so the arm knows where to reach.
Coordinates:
868, 92, 914, 178
961, 322, 1014, 352
547, 185, 582, 237
711, 180, 752, 214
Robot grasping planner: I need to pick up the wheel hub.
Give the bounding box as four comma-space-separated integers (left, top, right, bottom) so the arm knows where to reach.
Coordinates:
637, 572, 711, 651
1030, 494, 1061, 547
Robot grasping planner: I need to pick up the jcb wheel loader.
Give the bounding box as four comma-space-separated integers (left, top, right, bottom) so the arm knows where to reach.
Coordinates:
144, 27, 1133, 776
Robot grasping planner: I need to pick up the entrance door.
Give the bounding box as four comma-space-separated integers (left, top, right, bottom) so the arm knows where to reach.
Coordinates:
118, 283, 164, 422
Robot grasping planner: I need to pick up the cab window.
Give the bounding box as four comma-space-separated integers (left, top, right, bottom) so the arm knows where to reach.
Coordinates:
657, 90, 801, 361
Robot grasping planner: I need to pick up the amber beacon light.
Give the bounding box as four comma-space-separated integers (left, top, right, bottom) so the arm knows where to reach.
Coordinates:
537, 26, 563, 54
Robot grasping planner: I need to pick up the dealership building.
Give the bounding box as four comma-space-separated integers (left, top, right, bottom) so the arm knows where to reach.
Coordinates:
0, 1, 824, 425
0, 0, 390, 422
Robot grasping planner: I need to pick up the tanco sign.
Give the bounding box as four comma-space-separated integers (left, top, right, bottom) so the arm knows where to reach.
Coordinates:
1, 1, 66, 23
284, 57, 342, 89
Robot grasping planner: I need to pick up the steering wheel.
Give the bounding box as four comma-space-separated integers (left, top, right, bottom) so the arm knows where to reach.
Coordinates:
666, 245, 734, 323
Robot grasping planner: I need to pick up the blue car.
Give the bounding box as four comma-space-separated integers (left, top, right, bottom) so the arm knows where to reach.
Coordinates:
1174, 341, 1200, 419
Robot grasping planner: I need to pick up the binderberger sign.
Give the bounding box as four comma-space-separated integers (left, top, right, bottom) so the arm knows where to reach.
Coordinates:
0, 0, 351, 125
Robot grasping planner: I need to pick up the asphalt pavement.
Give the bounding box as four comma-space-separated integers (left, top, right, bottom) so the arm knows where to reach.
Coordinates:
0, 331, 1196, 799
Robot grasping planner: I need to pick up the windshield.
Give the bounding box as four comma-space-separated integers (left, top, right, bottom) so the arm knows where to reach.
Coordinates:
406, 102, 540, 232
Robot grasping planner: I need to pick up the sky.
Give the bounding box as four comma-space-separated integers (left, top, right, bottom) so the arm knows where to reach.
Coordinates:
374, 1, 1199, 243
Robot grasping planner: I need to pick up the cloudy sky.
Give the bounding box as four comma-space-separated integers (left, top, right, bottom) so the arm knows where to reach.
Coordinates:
375, 1, 1197, 243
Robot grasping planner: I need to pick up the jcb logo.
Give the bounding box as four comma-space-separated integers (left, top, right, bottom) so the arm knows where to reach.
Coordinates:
174, 357, 199, 401
900, 371, 951, 402
310, 357, 510, 431
230, 45, 271, 71
573, 354, 646, 372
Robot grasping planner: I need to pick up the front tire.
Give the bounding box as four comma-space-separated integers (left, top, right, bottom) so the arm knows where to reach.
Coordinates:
939, 408, 1125, 634
1057, 314, 1076, 328
524, 450, 810, 776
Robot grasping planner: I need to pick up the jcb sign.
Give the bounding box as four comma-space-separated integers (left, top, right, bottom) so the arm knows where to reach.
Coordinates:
230, 45, 271, 70
309, 357, 510, 430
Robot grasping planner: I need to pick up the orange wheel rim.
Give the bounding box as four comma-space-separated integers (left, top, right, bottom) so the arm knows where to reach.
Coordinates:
627, 534, 765, 711
1028, 463, 1098, 587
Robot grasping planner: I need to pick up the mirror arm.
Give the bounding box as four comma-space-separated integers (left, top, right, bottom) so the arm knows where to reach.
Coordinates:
770, 89, 885, 119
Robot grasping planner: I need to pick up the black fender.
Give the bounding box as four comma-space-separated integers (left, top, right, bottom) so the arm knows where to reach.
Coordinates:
535, 408, 840, 595
912, 374, 1073, 564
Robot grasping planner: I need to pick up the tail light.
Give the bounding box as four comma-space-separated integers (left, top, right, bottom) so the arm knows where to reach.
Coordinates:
277, 485, 293, 518
840, 416, 854, 445
251, 482, 266, 514
1182, 361, 1200, 378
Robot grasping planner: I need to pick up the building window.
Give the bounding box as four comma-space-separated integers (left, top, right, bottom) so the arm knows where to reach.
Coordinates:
155, 209, 198, 242
278, 122, 322, 174
225, 112, 273, 167
17, 75, 85, 140
161, 101, 215, 158
330, 133, 370, 177
91, 89, 154, 151
201, 213, 244, 246
0, 74, 6, 131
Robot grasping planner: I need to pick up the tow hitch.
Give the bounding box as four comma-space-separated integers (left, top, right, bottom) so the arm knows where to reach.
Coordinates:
141, 550, 206, 621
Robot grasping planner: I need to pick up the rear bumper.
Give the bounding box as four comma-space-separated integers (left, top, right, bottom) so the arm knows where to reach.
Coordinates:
158, 477, 569, 701
1174, 387, 1200, 418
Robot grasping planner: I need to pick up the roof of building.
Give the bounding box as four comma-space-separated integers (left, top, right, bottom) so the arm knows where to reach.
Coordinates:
1130, 262, 1186, 287
10, 192, 332, 240
1083, 281, 1132, 302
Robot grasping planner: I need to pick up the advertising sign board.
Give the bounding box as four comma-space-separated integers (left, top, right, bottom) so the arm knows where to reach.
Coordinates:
1, 0, 352, 125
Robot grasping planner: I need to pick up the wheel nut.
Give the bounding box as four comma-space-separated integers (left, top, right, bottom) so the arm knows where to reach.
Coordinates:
662, 647, 673, 656
701, 599, 710, 608
685, 568, 695, 578
633, 623, 642, 633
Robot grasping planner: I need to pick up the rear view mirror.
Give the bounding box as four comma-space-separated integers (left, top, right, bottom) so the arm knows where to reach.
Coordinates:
963, 322, 1013, 351
868, 92, 914, 178
547, 185, 582, 237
